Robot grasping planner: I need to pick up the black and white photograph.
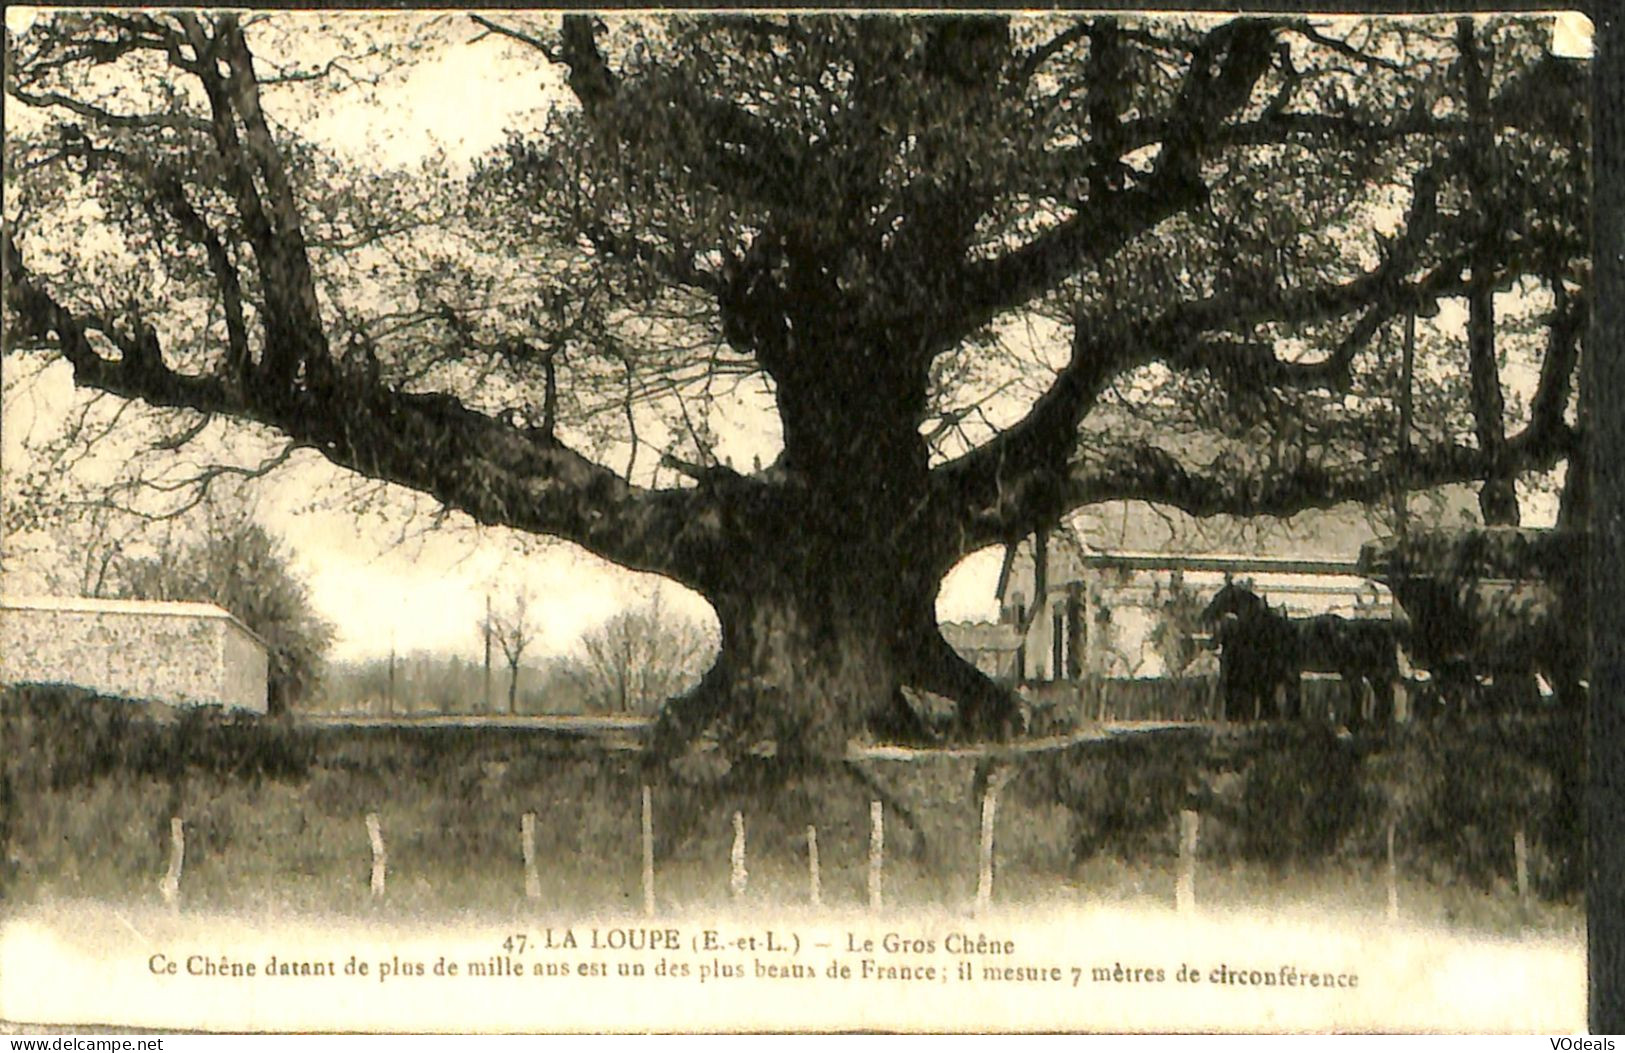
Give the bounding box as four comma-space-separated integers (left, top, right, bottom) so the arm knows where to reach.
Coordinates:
0, 7, 1601, 1033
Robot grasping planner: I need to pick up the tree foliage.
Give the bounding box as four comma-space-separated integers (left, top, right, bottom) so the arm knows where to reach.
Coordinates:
109, 512, 335, 714
2, 13, 1588, 758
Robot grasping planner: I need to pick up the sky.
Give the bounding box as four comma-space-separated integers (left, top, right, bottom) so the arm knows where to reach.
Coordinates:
0, 11, 1580, 663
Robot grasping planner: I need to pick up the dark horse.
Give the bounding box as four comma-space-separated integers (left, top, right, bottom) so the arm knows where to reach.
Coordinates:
1201, 582, 1400, 728
1200, 582, 1301, 722
1294, 613, 1401, 728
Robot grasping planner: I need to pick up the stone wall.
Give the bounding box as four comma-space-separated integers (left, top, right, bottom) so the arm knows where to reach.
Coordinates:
0, 598, 267, 714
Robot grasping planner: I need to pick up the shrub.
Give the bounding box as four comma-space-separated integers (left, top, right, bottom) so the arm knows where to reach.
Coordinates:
1, 683, 314, 789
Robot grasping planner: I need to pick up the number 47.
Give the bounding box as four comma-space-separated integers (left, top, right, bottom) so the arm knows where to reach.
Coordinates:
503, 934, 528, 954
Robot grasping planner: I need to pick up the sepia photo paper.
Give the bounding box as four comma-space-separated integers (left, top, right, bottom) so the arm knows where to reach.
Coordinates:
0, 6, 1600, 1033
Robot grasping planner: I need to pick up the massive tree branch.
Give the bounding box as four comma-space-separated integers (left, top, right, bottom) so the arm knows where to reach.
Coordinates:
10, 13, 706, 575
3, 230, 723, 582
1525, 275, 1587, 449
926, 323, 1133, 553
1457, 17, 1517, 525
1055, 418, 1576, 524
931, 223, 1571, 554
1154, 253, 1472, 391
956, 21, 1276, 327
144, 163, 253, 379
3, 84, 212, 133
931, 239, 1468, 547
1015, 22, 1092, 83
1152, 20, 1279, 186
957, 183, 1201, 333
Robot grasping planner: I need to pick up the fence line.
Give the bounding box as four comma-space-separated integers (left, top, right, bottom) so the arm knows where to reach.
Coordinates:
132, 787, 1544, 920
312, 799, 1525, 918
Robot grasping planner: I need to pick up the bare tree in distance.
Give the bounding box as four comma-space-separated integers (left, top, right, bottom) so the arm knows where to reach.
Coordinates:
483, 589, 537, 715
573, 591, 715, 716
2, 13, 1587, 765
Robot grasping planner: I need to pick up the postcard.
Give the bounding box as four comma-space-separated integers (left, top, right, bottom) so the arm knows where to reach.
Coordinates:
0, 7, 1598, 1034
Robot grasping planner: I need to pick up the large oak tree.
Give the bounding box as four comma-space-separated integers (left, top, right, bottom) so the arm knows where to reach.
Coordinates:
2, 13, 1587, 764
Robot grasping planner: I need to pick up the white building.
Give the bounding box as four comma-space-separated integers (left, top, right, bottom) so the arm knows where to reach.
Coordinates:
987, 530, 1393, 683
1, 595, 269, 714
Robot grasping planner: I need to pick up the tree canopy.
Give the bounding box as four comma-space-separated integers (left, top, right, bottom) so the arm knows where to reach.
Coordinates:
2, 13, 1588, 763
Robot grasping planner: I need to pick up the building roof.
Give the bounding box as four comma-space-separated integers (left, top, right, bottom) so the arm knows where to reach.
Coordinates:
1072, 550, 1364, 575
0, 594, 269, 651
941, 620, 1023, 653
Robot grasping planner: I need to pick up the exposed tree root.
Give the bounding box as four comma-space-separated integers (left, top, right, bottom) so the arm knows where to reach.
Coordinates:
970, 756, 1013, 810
902, 632, 1026, 742
842, 758, 926, 856
648, 663, 733, 763
869, 688, 942, 748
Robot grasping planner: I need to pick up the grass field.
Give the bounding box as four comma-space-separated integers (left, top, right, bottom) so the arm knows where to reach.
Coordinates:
0, 683, 1584, 939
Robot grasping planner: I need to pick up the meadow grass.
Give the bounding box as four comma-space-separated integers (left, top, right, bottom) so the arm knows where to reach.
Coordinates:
1, 683, 1583, 940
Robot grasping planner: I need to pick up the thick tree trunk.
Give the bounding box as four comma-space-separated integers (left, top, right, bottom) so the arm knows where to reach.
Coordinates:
651, 570, 1022, 767
1558, 434, 1588, 532
681, 284, 1026, 767
1459, 19, 1519, 528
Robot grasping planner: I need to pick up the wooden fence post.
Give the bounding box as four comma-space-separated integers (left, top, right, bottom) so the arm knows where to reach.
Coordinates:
1176, 810, 1199, 915
522, 812, 541, 900
159, 817, 184, 906
868, 801, 884, 912
976, 783, 999, 914
1386, 820, 1399, 923
366, 812, 386, 897
730, 811, 748, 901
642, 785, 656, 918
807, 826, 821, 908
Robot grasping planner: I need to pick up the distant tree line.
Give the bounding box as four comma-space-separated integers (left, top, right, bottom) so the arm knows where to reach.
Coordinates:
315, 653, 587, 716
314, 595, 715, 717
